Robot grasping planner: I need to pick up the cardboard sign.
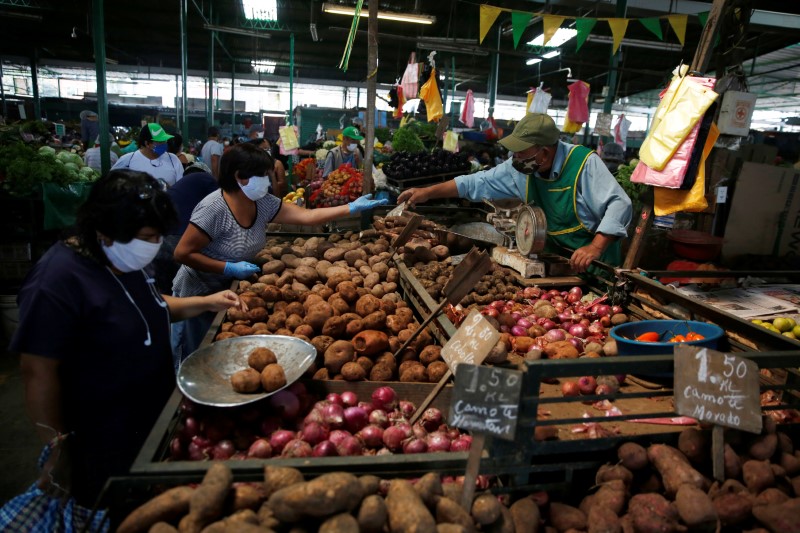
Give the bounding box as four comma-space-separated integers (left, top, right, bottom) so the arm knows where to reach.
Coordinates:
674, 345, 762, 434
441, 309, 500, 371
391, 214, 422, 250
449, 364, 523, 441
443, 249, 493, 305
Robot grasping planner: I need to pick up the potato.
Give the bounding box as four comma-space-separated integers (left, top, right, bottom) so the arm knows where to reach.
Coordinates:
420, 345, 442, 365
364, 272, 381, 290
280, 286, 299, 302
341, 361, 367, 381
311, 335, 335, 357
328, 294, 351, 315
305, 302, 335, 332
370, 363, 394, 381
346, 319, 365, 337
345, 249, 367, 266
216, 332, 238, 341
386, 315, 409, 335
284, 301, 304, 316
241, 295, 267, 309
246, 307, 268, 323
266, 311, 287, 332
380, 298, 397, 315
147, 523, 178, 533
267, 472, 362, 522
436, 497, 475, 531
313, 368, 330, 380
472, 493, 501, 525
355, 294, 382, 317
261, 285, 281, 303
322, 316, 347, 337
324, 247, 347, 263
325, 340, 356, 374
335, 281, 359, 304
231, 368, 262, 393
252, 323, 269, 333
261, 260, 285, 275
358, 494, 388, 533
260, 364, 286, 393
280, 254, 301, 269
362, 310, 388, 330
386, 479, 437, 533
414, 473, 444, 509
315, 260, 333, 279
320, 513, 360, 533
117, 486, 194, 533
231, 324, 255, 337
353, 330, 390, 356
427, 361, 449, 382
285, 313, 304, 331
276, 271, 294, 288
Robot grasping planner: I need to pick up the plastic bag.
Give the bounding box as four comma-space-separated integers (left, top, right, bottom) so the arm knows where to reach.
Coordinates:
631, 121, 701, 188
278, 125, 299, 155
528, 87, 552, 114
41, 182, 93, 231
443, 131, 459, 153
419, 68, 443, 123
400, 52, 419, 99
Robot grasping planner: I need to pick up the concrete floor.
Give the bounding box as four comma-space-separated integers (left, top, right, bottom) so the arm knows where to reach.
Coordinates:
0, 344, 41, 504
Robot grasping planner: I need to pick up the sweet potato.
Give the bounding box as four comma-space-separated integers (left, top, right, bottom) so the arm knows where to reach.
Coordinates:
752, 497, 800, 532
117, 486, 194, 533
320, 513, 360, 533
437, 525, 469, 533
179, 463, 233, 532
725, 443, 742, 479
267, 472, 362, 522
587, 505, 621, 533
484, 340, 508, 365
263, 466, 304, 498
627, 493, 682, 533
678, 428, 709, 464
231, 368, 262, 394
471, 493, 502, 526
617, 442, 648, 471
352, 330, 390, 357
436, 497, 475, 531
591, 480, 627, 516
749, 434, 778, 461
487, 505, 514, 533
778, 432, 794, 455
510, 497, 540, 533
781, 452, 800, 476
647, 443, 707, 497
148, 523, 178, 533
548, 502, 586, 532
675, 483, 717, 529
713, 491, 753, 526
386, 479, 437, 533
543, 341, 579, 359
744, 460, 776, 494
324, 340, 356, 374
754, 488, 790, 507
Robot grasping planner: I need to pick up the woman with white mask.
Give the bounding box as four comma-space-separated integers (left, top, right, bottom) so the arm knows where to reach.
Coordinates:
11, 169, 244, 509
172, 143, 386, 362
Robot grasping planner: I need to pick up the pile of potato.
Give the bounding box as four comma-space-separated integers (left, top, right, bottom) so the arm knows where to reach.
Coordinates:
218, 234, 447, 383
370, 214, 452, 265
409, 262, 523, 304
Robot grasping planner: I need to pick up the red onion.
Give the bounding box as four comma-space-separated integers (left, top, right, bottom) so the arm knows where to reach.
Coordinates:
232, 428, 255, 451
269, 430, 296, 454
191, 434, 212, 448
187, 440, 209, 461
450, 435, 472, 452
561, 381, 580, 397
179, 398, 199, 416
568, 324, 587, 339
399, 400, 416, 418
426, 431, 452, 452
578, 376, 597, 395
567, 286, 583, 303
288, 381, 307, 398
301, 422, 329, 445
516, 318, 533, 329
269, 390, 300, 420
203, 417, 233, 443
596, 384, 615, 396
594, 304, 612, 317
312, 440, 339, 457
281, 439, 313, 458
328, 429, 352, 446
371, 386, 398, 411
260, 416, 282, 437
587, 323, 605, 336
357, 425, 385, 448
440, 424, 461, 441
541, 292, 552, 301
182, 416, 199, 440
340, 391, 359, 408
553, 301, 568, 313
615, 374, 627, 385
383, 425, 409, 451
303, 408, 324, 427
568, 338, 584, 351
420, 407, 444, 433
326, 393, 344, 406
541, 319, 557, 331
611, 305, 624, 315
336, 435, 364, 456
412, 422, 428, 440
544, 329, 566, 342
510, 311, 522, 321
579, 318, 591, 327
357, 401, 375, 415
557, 311, 573, 324
490, 300, 506, 310
247, 438, 273, 458
169, 437, 184, 460
211, 440, 235, 460
403, 438, 428, 454
343, 406, 369, 433
368, 409, 389, 428
237, 407, 260, 425
231, 451, 247, 460
500, 325, 510, 334
322, 403, 345, 428
376, 448, 393, 456
511, 325, 528, 337
548, 289, 561, 297
482, 307, 499, 318
523, 287, 541, 299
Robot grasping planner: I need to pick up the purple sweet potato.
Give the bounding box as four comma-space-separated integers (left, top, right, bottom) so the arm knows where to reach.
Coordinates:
595, 465, 633, 487
713, 492, 753, 526
509, 498, 541, 533
752, 497, 800, 532
617, 442, 648, 471
781, 453, 800, 476
675, 483, 717, 529
587, 505, 621, 533
591, 480, 627, 516
647, 444, 707, 497
725, 444, 743, 480
749, 434, 778, 461
548, 502, 586, 532
754, 488, 790, 508
678, 428, 709, 464
627, 493, 684, 533
743, 460, 776, 494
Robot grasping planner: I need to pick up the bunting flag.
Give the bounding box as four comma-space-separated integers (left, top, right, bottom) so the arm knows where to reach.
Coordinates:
606, 18, 629, 55
575, 18, 597, 51
511, 11, 533, 49
479, 5, 503, 44
639, 17, 663, 40
667, 14, 688, 46
542, 15, 566, 46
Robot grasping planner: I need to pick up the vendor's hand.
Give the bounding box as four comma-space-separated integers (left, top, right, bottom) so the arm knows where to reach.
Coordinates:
396, 187, 429, 208
570, 244, 603, 273
205, 290, 247, 313
37, 438, 72, 498
348, 194, 389, 214
223, 261, 260, 280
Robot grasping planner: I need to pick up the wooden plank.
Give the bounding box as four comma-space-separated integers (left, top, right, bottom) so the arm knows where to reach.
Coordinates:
622, 204, 653, 270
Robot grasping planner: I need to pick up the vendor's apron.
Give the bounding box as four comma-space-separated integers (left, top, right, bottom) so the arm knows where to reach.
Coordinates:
525, 145, 622, 275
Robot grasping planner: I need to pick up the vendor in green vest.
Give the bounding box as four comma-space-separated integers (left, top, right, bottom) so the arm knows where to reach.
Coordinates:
397, 113, 633, 273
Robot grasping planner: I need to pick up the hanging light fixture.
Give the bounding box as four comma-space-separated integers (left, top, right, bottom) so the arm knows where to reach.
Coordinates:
321, 3, 435, 25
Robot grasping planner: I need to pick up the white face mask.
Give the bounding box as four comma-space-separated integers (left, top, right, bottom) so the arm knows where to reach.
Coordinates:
347, 143, 358, 151
239, 175, 271, 201
103, 237, 163, 273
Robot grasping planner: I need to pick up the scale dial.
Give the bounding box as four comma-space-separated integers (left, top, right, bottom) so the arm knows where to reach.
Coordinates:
515, 205, 547, 256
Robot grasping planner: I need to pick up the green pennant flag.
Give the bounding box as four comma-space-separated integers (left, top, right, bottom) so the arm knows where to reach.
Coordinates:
511, 11, 533, 49
575, 18, 597, 51
640, 17, 663, 40
696, 11, 720, 47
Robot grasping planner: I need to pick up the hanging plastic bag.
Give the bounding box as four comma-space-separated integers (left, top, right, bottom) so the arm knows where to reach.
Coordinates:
278, 125, 299, 155
443, 131, 459, 153
419, 67, 443, 123
528, 86, 552, 114
640, 74, 718, 171
400, 52, 419, 99
631, 121, 701, 188
653, 123, 719, 216
460, 89, 475, 128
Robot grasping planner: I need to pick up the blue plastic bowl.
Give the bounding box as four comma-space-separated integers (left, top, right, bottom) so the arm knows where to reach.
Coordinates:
609, 320, 725, 356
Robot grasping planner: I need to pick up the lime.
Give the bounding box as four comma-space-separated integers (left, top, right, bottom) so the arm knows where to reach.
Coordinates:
752, 319, 764, 325
783, 331, 797, 339
793, 325, 800, 338
788, 318, 797, 329
772, 317, 793, 332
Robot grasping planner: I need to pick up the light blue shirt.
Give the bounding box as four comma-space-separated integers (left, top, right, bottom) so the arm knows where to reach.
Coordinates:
454, 141, 633, 238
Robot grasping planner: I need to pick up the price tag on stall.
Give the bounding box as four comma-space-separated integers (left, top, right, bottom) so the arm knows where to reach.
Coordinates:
440, 309, 500, 371
390, 214, 422, 250
448, 364, 523, 441
442, 248, 493, 305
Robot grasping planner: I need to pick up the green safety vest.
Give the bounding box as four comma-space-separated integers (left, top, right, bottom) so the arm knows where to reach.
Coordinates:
525, 145, 621, 274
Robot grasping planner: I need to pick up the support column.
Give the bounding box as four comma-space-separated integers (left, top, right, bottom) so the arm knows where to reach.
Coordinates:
449, 56, 456, 122
180, 0, 189, 141
231, 63, 235, 136
0, 59, 7, 119
92, 0, 111, 173
30, 51, 40, 120
289, 33, 294, 124
209, 29, 215, 128
363, 0, 378, 196
487, 24, 501, 118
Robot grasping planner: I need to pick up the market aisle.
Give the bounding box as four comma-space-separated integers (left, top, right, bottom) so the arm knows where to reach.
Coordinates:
0, 348, 41, 504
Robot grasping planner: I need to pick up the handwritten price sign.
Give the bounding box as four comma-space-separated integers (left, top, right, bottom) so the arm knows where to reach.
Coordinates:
449, 364, 523, 441
441, 309, 501, 371
674, 345, 762, 434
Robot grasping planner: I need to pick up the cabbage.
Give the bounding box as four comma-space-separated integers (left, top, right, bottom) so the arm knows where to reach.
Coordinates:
38, 146, 56, 158
64, 162, 79, 173
315, 148, 329, 161
79, 166, 97, 181
57, 151, 84, 167
323, 140, 336, 150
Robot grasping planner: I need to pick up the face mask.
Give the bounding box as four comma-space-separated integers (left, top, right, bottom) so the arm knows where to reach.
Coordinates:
103, 237, 163, 273
239, 175, 271, 201
223, 141, 230, 146
151, 143, 168, 157
512, 151, 542, 174
347, 143, 358, 151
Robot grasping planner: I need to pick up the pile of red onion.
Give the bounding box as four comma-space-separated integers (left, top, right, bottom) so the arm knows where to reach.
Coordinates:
169, 385, 471, 461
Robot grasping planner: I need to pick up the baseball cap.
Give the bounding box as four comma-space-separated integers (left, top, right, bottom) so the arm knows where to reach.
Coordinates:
146, 123, 173, 142
80, 110, 98, 120
342, 126, 364, 141
499, 113, 560, 152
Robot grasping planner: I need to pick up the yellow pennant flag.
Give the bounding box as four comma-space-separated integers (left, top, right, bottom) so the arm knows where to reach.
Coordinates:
667, 14, 688, 46
542, 15, 566, 46
479, 5, 503, 44
606, 18, 629, 55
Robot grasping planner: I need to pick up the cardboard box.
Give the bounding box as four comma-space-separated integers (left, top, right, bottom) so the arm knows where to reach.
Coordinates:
740, 144, 778, 164
723, 162, 800, 260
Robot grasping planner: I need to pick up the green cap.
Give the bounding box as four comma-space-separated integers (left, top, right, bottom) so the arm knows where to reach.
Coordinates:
499, 113, 560, 152
342, 126, 364, 141
146, 123, 173, 142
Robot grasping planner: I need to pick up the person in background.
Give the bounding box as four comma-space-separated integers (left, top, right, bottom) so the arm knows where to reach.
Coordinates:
249, 125, 265, 140
112, 123, 184, 188
323, 126, 363, 177
79, 110, 99, 151
171, 143, 387, 362
398, 113, 632, 273
201, 127, 224, 178
249, 138, 287, 198
12, 169, 243, 508
600, 142, 625, 173
83, 134, 119, 172
168, 133, 190, 166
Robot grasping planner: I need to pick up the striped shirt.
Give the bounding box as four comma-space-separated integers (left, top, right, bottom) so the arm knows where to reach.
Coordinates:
172, 190, 281, 296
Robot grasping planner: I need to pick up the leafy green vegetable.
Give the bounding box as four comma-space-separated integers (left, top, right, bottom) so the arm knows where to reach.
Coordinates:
615, 160, 647, 215
391, 127, 425, 153
0, 142, 95, 197
374, 127, 391, 144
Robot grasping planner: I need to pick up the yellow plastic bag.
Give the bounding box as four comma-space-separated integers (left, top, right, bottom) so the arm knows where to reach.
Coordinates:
419, 68, 443, 123
649, 65, 688, 134
640, 74, 718, 171
443, 131, 459, 152
654, 123, 720, 216
562, 115, 583, 134
278, 125, 299, 152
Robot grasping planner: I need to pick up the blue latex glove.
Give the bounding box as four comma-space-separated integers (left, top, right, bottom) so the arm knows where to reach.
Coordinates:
223, 261, 261, 280
348, 193, 389, 214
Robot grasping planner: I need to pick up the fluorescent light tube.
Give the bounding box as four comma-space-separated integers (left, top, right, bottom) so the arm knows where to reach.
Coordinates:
542, 50, 560, 59
322, 2, 435, 25
528, 28, 577, 47
526, 58, 542, 66
586, 35, 683, 51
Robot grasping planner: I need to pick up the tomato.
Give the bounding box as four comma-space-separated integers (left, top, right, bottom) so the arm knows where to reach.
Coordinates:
685, 332, 705, 341
636, 331, 661, 342
668, 334, 686, 342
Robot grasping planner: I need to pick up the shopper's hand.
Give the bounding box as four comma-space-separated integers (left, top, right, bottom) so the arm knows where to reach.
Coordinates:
205, 290, 247, 313
396, 187, 429, 208
348, 194, 389, 214
570, 244, 603, 273
223, 261, 261, 280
